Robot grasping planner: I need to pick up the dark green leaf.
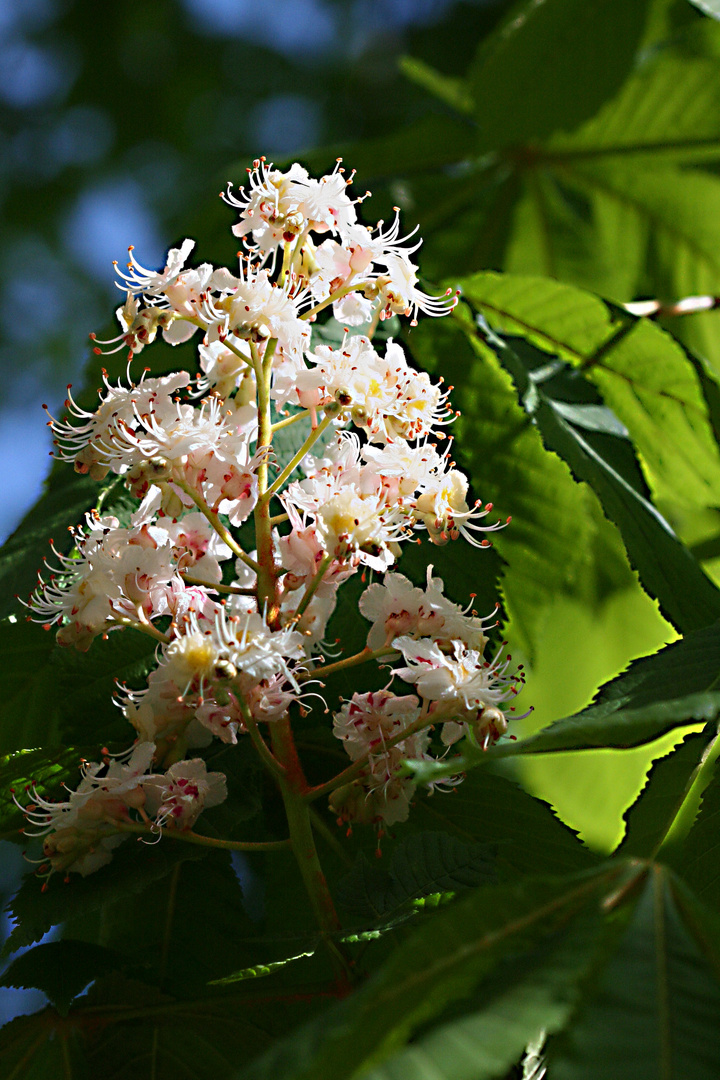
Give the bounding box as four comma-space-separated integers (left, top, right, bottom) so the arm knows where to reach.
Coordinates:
469, 0, 653, 151
237, 865, 621, 1080
502, 621, 720, 756
4, 836, 207, 957
0, 939, 123, 1015
549, 868, 720, 1079
0, 464, 97, 621
336, 832, 495, 922
410, 770, 598, 878
616, 729, 715, 859
675, 749, 720, 910
0, 618, 156, 755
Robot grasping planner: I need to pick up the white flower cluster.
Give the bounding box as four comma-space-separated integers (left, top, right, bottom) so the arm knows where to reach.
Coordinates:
21, 159, 523, 877
15, 744, 226, 882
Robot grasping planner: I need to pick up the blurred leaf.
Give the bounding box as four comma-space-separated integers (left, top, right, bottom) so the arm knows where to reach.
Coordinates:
688, 1, 720, 19
0, 1008, 82, 1080
469, 0, 653, 151
0, 939, 123, 1016
547, 49, 720, 158
549, 868, 720, 1079
399, 56, 474, 115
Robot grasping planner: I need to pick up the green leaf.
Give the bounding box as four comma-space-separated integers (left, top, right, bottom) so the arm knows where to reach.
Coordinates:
4, 836, 207, 957
549, 868, 720, 1079
0, 746, 84, 837
616, 729, 715, 859
459, 272, 720, 512
399, 56, 474, 115
237, 865, 621, 1080
466, 319, 720, 635
407, 315, 637, 660
0, 972, 277, 1080
469, 0, 653, 151
335, 832, 495, 922
410, 770, 598, 879
354, 906, 606, 1080
498, 620, 720, 756
0, 1008, 82, 1080
675, 750, 720, 910
0, 939, 123, 1016
0, 463, 97, 620
0, 618, 156, 754
547, 50, 720, 159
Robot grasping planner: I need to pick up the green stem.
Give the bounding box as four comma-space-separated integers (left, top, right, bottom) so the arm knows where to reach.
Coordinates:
113, 614, 171, 645
252, 341, 279, 619
271, 409, 311, 432
297, 645, 398, 683
180, 572, 256, 596
268, 716, 351, 988
292, 554, 333, 623
261, 411, 335, 502
174, 479, 260, 574
114, 821, 290, 852
301, 281, 368, 322
235, 693, 287, 780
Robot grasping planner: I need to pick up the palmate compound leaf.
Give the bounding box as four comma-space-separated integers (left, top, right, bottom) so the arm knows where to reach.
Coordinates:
234, 863, 627, 1080
548, 867, 720, 1080
461, 316, 720, 636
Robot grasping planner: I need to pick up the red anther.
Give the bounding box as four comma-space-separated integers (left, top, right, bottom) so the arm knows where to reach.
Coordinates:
41, 881, 49, 893
481, 539, 492, 547
485, 502, 493, 511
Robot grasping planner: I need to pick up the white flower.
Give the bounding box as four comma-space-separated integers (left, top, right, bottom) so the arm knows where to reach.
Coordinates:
414, 470, 508, 547
359, 567, 495, 651
114, 239, 196, 297
366, 251, 457, 326
17, 743, 157, 878
142, 759, 227, 830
